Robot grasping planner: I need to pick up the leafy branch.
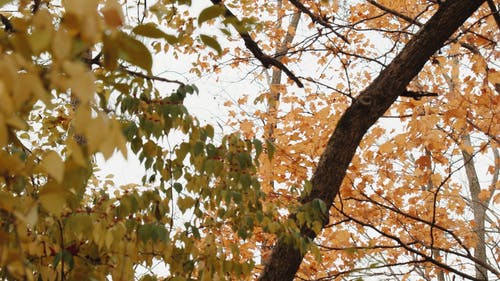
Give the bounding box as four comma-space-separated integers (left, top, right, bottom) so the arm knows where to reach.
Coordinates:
210, 0, 304, 88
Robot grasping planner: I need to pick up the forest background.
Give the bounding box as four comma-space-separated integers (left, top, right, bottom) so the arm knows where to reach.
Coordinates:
0, 0, 498, 280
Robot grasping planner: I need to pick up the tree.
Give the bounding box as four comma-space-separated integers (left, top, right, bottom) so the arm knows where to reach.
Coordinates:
0, 0, 498, 281
256, 0, 498, 280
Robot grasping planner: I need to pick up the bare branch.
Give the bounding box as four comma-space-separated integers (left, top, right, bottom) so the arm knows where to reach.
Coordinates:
120, 67, 186, 87
287, 0, 349, 44
82, 52, 186, 87
400, 90, 438, 100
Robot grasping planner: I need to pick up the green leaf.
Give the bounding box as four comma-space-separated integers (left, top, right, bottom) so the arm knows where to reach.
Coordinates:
139, 274, 158, 281
52, 252, 62, 268
198, 5, 225, 26
178, 196, 195, 213
65, 214, 93, 237
253, 138, 262, 157
117, 32, 153, 71
205, 125, 214, 139
173, 182, 182, 193
132, 23, 178, 44
302, 181, 312, 197
200, 34, 222, 55
194, 141, 204, 156
62, 250, 75, 269
265, 139, 275, 161
39, 183, 67, 215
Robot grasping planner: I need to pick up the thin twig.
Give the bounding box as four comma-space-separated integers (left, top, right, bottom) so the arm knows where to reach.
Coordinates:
82, 53, 186, 86
121, 67, 186, 87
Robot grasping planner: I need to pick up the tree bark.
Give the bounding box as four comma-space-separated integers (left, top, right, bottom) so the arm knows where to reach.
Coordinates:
461, 134, 488, 280
258, 1, 487, 280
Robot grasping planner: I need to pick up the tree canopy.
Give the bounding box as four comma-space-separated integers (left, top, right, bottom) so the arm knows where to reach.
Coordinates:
0, 0, 498, 281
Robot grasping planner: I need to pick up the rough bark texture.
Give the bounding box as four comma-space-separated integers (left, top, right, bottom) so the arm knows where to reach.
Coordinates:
258, 1, 487, 280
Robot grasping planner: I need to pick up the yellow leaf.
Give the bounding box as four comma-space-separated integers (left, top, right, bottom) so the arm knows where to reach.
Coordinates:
39, 182, 67, 215
0, 114, 7, 148
478, 189, 490, 202
25, 73, 49, 104
113, 120, 128, 158
101, 0, 124, 28
460, 143, 474, 155
11, 74, 32, 110
0, 0, 14, 8
40, 151, 64, 183
105, 231, 114, 249
0, 84, 14, 114
14, 201, 38, 226
240, 120, 254, 138
64, 0, 100, 43
52, 28, 72, 60
116, 32, 153, 71
28, 9, 53, 54
6, 115, 27, 130
63, 61, 95, 104
493, 193, 500, 204
67, 138, 87, 167
99, 121, 127, 160
471, 54, 486, 74
430, 173, 442, 187
336, 230, 350, 245
270, 84, 286, 95
488, 69, 500, 84
378, 141, 393, 154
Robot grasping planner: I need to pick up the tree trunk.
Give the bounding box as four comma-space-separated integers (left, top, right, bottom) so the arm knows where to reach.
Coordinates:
461, 134, 488, 280
258, 1, 487, 280
265, 5, 301, 190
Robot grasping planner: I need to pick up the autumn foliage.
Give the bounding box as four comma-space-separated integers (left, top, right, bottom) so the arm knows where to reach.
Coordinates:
0, 0, 498, 281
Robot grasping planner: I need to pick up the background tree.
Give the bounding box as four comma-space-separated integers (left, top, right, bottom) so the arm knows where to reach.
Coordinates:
0, 0, 498, 281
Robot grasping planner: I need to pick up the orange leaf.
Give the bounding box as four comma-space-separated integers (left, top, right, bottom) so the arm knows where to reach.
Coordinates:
478, 189, 490, 202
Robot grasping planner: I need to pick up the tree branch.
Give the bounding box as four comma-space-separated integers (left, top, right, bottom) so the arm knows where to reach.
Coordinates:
400, 90, 438, 100
210, 0, 304, 88
367, 0, 423, 26
0, 14, 14, 33
81, 52, 186, 86
367, 0, 482, 54
287, 0, 349, 44
487, 0, 500, 29
258, 1, 487, 280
